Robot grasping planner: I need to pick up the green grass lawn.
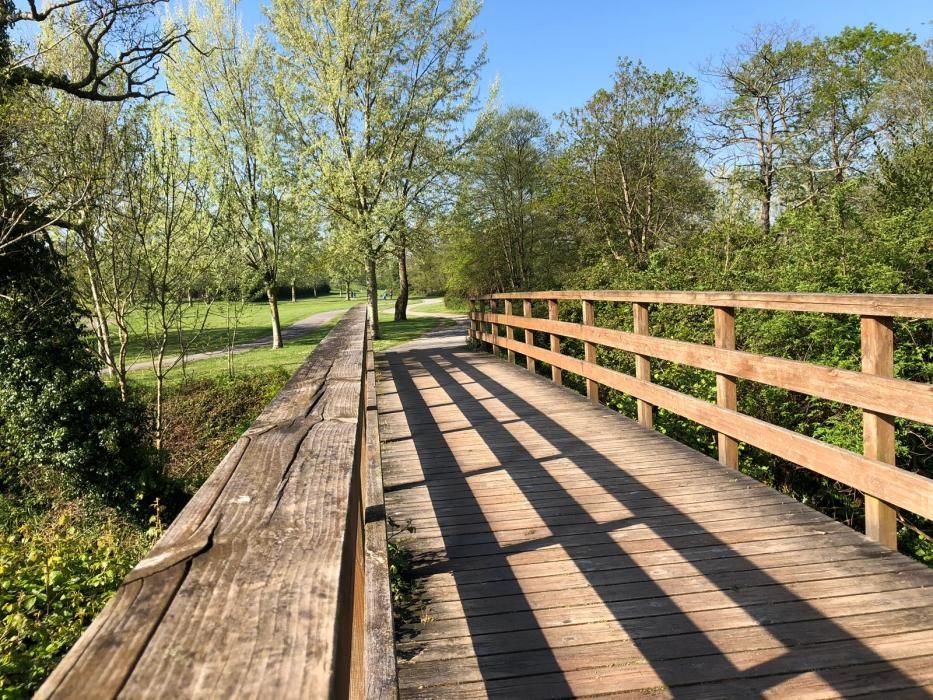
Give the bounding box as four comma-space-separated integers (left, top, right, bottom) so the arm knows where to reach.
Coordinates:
112, 293, 367, 362
413, 298, 468, 314
126, 312, 451, 391
115, 290, 427, 362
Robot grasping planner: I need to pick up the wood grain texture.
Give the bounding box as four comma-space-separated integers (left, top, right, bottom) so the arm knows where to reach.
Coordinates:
523, 299, 535, 373
547, 299, 562, 385
378, 320, 933, 698
477, 330, 933, 521
633, 302, 654, 428
582, 300, 598, 403
714, 306, 739, 469
476, 290, 933, 318
862, 316, 898, 550
40, 306, 398, 699
473, 311, 933, 425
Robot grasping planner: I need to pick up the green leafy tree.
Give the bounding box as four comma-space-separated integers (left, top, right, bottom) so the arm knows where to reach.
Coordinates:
170, 0, 294, 348
268, 0, 483, 337
560, 59, 711, 268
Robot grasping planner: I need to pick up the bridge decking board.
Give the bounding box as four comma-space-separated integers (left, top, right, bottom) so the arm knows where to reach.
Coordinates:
376, 322, 933, 699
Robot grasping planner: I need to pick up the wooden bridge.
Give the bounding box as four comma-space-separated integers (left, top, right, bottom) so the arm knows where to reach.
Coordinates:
40, 292, 933, 698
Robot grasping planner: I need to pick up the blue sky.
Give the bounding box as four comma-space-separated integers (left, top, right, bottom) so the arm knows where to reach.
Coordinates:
473, 0, 931, 118
241, 0, 930, 118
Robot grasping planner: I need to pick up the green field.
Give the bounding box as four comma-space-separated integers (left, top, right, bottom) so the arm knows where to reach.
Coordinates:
126, 312, 451, 390
111, 294, 366, 362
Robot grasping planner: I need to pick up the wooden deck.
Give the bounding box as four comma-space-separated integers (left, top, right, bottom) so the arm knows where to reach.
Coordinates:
376, 321, 933, 699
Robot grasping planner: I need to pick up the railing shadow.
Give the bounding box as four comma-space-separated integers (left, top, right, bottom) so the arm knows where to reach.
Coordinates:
380, 323, 929, 697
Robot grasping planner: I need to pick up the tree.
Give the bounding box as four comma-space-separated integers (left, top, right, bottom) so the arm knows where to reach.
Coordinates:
124, 114, 221, 448
268, 0, 483, 337
560, 59, 710, 268
0, 0, 190, 252
169, 0, 294, 348
444, 107, 562, 295
801, 26, 918, 195
705, 25, 811, 235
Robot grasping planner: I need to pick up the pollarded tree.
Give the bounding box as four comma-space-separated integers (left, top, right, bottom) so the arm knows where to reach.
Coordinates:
268, 0, 484, 337
169, 0, 295, 348
561, 59, 711, 268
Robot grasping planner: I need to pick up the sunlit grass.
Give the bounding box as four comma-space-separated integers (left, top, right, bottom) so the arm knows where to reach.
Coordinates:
112, 292, 368, 361
126, 311, 452, 393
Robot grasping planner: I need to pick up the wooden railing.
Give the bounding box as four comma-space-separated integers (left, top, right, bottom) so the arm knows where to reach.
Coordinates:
470, 291, 933, 550
38, 306, 398, 699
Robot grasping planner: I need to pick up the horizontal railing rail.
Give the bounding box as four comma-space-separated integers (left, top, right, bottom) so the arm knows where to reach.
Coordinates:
469, 291, 933, 551
39, 306, 398, 699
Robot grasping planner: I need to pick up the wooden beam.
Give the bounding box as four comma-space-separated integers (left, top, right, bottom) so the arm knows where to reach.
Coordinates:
477, 330, 933, 522
473, 311, 932, 426
582, 300, 599, 404
40, 308, 385, 699
715, 307, 738, 469
490, 300, 500, 358
548, 299, 562, 385
523, 299, 535, 373
468, 299, 476, 344
476, 290, 933, 319
862, 316, 898, 550
504, 300, 516, 363
633, 303, 653, 429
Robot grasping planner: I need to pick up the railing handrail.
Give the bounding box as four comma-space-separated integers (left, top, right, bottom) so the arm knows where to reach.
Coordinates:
476, 290, 933, 318
39, 305, 398, 699
469, 290, 933, 551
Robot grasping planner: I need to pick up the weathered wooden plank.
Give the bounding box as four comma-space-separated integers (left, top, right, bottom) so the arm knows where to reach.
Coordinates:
364, 328, 399, 699
523, 299, 536, 373
474, 311, 933, 425
476, 290, 933, 318
862, 316, 899, 550
714, 306, 739, 469
40, 306, 394, 699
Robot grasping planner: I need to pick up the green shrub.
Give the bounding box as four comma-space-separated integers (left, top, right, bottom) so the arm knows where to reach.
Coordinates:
0, 501, 155, 698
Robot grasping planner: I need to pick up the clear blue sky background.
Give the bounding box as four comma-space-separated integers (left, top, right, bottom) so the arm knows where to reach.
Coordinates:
242, 0, 930, 118
474, 0, 930, 118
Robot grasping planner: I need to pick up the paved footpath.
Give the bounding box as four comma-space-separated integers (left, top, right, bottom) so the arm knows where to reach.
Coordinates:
126, 307, 351, 373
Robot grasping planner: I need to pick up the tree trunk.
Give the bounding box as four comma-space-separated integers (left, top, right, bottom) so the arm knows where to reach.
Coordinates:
760, 170, 772, 237
367, 256, 381, 339
267, 285, 284, 349
291, 282, 297, 303
345, 281, 351, 300
313, 286, 318, 297
394, 240, 409, 321
187, 288, 193, 307
85, 264, 115, 375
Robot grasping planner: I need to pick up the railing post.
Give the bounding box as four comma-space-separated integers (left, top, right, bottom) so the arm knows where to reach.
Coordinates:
861, 315, 898, 550
490, 299, 500, 358
714, 306, 739, 469
523, 299, 535, 373
505, 299, 516, 363
633, 302, 653, 428
548, 299, 562, 385
582, 299, 599, 404
468, 298, 476, 344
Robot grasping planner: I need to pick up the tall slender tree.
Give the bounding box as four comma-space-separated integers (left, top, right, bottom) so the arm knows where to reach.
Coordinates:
170, 0, 294, 348
268, 0, 483, 337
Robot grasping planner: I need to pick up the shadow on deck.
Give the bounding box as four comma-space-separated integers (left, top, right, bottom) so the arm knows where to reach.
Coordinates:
376, 321, 933, 699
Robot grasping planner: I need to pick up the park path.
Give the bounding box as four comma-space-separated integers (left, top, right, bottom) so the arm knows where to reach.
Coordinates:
125, 307, 350, 373
406, 297, 467, 319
